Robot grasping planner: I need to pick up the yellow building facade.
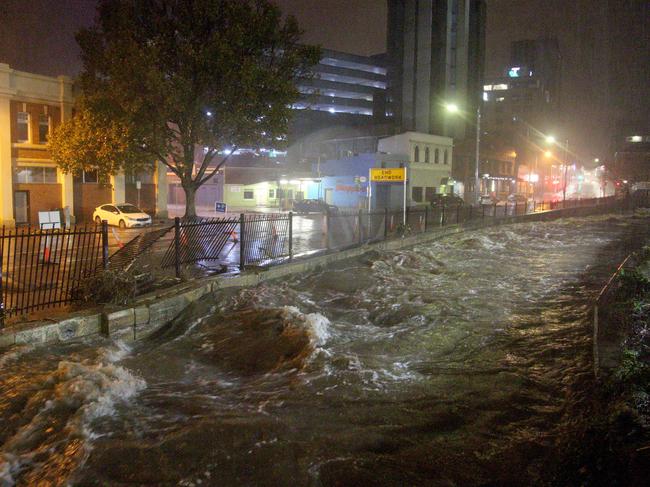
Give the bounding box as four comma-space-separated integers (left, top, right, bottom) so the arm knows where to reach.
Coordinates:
0, 64, 168, 226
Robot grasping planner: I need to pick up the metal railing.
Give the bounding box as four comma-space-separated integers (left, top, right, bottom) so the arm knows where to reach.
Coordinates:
0, 194, 640, 325
0, 223, 108, 323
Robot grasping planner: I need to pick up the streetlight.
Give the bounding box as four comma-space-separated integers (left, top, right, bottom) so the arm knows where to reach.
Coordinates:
545, 135, 570, 203
445, 103, 460, 114
445, 102, 480, 204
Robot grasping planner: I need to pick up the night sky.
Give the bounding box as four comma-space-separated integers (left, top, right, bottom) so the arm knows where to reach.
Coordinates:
1, 0, 647, 162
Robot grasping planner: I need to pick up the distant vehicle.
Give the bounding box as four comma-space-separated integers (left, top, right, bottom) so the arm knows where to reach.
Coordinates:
430, 194, 465, 207
93, 203, 152, 229
292, 199, 337, 214
631, 182, 650, 193
506, 193, 529, 203
479, 194, 499, 205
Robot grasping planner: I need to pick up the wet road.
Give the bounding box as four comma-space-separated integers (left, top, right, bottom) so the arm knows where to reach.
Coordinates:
1, 212, 649, 486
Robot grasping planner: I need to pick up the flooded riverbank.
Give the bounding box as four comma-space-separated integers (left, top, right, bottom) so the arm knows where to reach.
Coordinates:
2, 212, 650, 486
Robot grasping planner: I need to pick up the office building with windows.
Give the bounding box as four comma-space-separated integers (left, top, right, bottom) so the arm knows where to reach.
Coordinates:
289, 48, 392, 161
387, 0, 486, 138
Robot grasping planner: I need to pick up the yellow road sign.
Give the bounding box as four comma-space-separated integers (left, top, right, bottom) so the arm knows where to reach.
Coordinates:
370, 168, 405, 182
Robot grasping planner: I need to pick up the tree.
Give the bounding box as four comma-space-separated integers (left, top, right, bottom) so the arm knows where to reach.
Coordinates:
50, 0, 320, 218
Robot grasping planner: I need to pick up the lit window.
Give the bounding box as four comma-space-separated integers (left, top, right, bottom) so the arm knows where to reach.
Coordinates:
38, 114, 50, 144
243, 190, 254, 200
496, 97, 505, 102
483, 92, 489, 102
492, 84, 508, 90
16, 112, 29, 142
483, 85, 493, 91
15, 166, 57, 184
627, 135, 643, 143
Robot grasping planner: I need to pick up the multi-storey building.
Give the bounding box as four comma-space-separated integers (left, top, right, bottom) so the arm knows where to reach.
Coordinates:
386, 0, 486, 138
289, 49, 392, 162
0, 64, 167, 226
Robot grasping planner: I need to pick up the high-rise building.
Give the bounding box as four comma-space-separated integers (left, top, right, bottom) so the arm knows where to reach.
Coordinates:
386, 0, 486, 138
482, 38, 561, 139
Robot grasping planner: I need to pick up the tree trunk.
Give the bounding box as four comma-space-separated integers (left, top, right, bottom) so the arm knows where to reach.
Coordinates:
183, 183, 197, 219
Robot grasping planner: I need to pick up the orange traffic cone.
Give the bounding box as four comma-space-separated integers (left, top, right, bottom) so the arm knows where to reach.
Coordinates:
43, 246, 51, 263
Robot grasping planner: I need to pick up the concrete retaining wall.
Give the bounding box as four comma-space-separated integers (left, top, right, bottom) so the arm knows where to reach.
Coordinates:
0, 202, 627, 349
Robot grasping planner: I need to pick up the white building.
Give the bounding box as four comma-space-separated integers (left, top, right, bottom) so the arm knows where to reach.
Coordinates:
378, 132, 454, 205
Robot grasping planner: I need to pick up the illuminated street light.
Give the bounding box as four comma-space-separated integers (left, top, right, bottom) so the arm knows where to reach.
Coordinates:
445, 103, 460, 114
594, 158, 600, 163
445, 102, 480, 204
545, 135, 556, 144
544, 150, 553, 158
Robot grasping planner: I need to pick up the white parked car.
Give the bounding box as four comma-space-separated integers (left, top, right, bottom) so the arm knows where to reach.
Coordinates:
93, 203, 152, 229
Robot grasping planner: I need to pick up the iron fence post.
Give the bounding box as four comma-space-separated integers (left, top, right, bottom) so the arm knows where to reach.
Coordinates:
382, 208, 388, 239
288, 212, 293, 260
441, 205, 445, 226
0, 229, 4, 329
424, 207, 429, 231
456, 204, 460, 224
493, 202, 497, 217
101, 220, 109, 270
174, 217, 181, 278
358, 209, 363, 245
239, 213, 245, 270
326, 208, 331, 250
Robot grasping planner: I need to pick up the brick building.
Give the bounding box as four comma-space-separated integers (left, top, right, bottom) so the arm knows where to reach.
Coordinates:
0, 64, 167, 226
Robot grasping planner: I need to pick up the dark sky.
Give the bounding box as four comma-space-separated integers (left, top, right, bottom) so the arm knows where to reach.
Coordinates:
1, 0, 645, 162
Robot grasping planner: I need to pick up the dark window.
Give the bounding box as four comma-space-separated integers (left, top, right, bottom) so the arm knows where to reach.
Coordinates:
38, 114, 49, 144
83, 170, 98, 183
269, 189, 275, 198
243, 190, 254, 200
414, 145, 420, 162
276, 189, 285, 199
435, 148, 440, 164
425, 187, 436, 202
424, 147, 430, 163
443, 150, 449, 165
16, 112, 29, 142
412, 186, 423, 202
287, 189, 294, 200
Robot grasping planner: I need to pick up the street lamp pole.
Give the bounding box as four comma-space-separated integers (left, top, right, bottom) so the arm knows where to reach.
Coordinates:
562, 139, 569, 205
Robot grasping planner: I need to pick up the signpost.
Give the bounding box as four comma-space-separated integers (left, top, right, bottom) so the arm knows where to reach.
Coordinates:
369, 167, 408, 226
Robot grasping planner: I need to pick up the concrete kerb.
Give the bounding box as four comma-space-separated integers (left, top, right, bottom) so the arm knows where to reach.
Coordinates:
0, 202, 626, 350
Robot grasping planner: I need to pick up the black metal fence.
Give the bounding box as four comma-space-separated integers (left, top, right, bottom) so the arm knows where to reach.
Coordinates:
0, 223, 108, 322
0, 195, 642, 325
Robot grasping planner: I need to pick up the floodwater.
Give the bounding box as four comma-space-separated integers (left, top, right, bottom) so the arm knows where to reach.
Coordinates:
1, 212, 649, 486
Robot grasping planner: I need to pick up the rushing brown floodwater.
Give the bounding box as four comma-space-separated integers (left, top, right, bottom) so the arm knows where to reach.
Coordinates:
1, 212, 649, 486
